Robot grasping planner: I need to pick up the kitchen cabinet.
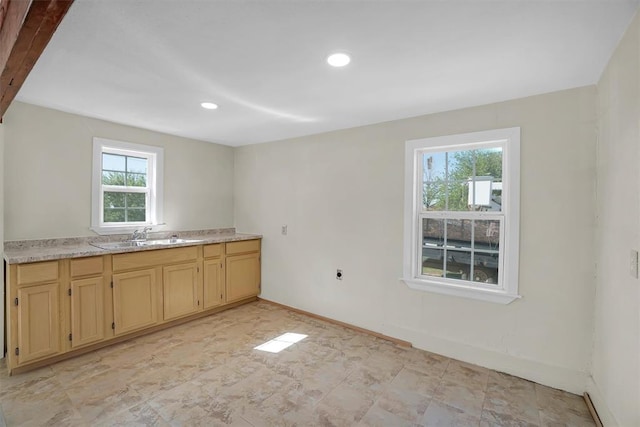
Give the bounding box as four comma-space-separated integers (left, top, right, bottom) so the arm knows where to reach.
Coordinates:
226, 240, 261, 303
15, 282, 61, 364
203, 243, 225, 309
8, 261, 62, 366
5, 238, 261, 374
69, 256, 107, 348
70, 276, 105, 347
112, 268, 158, 335
163, 262, 200, 320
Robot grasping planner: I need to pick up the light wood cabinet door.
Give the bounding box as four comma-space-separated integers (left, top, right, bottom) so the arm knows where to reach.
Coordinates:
203, 259, 224, 309
163, 262, 200, 321
70, 277, 105, 348
113, 269, 157, 335
16, 282, 61, 364
226, 253, 260, 303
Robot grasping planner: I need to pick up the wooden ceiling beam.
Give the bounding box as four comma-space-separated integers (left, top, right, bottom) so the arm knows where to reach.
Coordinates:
0, 0, 73, 118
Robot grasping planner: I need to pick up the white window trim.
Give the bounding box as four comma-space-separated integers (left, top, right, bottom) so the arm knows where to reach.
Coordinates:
91, 138, 164, 235
402, 127, 521, 304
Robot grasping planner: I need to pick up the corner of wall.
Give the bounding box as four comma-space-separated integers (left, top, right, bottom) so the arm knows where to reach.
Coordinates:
586, 376, 619, 426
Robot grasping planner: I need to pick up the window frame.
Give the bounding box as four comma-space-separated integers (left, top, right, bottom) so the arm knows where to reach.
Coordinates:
402, 127, 521, 304
91, 138, 164, 234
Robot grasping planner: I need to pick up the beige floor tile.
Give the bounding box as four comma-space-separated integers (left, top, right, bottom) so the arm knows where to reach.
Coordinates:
50, 350, 111, 385
480, 408, 540, 427
0, 302, 595, 427
421, 400, 481, 426
235, 390, 317, 427
359, 403, 422, 427
402, 348, 450, 378
147, 378, 216, 424
376, 387, 431, 423
63, 367, 144, 423
390, 367, 442, 398
2, 387, 83, 427
129, 364, 201, 400
535, 384, 595, 426
444, 359, 490, 388
94, 402, 170, 427
0, 365, 54, 399
483, 371, 540, 425
315, 380, 377, 424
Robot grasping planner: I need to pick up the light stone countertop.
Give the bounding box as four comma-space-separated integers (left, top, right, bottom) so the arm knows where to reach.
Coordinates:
4, 228, 262, 264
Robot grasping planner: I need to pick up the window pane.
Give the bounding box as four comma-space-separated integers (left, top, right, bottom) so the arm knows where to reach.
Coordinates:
103, 153, 125, 172
423, 152, 447, 183
102, 171, 125, 186
126, 173, 147, 187
447, 149, 473, 181
473, 252, 499, 284
468, 178, 494, 210
423, 182, 446, 211
474, 220, 500, 252
474, 147, 502, 180
473, 219, 500, 285
126, 192, 146, 208
127, 156, 147, 174
447, 181, 469, 211
446, 219, 472, 250
422, 218, 444, 277
126, 208, 146, 222
422, 248, 444, 277
445, 219, 474, 282
104, 192, 125, 208
446, 250, 471, 280
104, 208, 125, 222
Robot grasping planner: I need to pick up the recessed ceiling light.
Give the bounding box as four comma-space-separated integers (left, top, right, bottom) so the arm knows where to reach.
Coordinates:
201, 102, 218, 110
327, 52, 351, 67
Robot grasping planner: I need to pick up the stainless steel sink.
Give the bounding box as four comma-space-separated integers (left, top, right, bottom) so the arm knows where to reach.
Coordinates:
91, 238, 202, 250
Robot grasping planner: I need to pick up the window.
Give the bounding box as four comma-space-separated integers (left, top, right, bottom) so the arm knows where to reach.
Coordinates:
91, 138, 163, 234
402, 128, 520, 304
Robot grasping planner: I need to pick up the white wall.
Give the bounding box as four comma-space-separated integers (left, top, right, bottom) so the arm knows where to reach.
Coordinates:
3, 102, 234, 240
235, 87, 597, 394
590, 11, 640, 427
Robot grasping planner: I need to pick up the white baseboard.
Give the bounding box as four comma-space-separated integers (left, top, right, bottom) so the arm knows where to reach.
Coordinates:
585, 376, 618, 426
383, 323, 588, 394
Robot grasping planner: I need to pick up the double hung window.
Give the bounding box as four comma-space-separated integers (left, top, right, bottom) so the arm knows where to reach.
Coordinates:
91, 138, 163, 233
402, 128, 520, 304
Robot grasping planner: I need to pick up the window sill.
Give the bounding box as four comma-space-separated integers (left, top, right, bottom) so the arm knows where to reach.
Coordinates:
401, 277, 521, 304
90, 223, 167, 235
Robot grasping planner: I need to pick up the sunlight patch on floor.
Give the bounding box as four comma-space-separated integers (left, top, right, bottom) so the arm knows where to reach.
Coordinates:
254, 332, 308, 353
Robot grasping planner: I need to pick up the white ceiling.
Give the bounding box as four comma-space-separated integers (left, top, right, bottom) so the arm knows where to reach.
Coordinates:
15, 0, 639, 146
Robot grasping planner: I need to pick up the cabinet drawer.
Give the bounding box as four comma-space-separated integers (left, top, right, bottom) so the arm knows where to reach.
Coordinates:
17, 261, 59, 285
112, 246, 198, 272
226, 240, 260, 255
203, 244, 222, 258
70, 256, 104, 278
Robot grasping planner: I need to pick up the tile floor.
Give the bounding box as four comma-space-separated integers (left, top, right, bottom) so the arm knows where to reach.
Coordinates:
0, 301, 595, 426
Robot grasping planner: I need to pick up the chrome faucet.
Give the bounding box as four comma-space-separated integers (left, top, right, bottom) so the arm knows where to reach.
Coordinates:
131, 226, 152, 241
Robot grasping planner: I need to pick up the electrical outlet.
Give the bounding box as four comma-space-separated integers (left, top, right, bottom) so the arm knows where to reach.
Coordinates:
281, 225, 287, 235
336, 269, 343, 280
631, 250, 638, 279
